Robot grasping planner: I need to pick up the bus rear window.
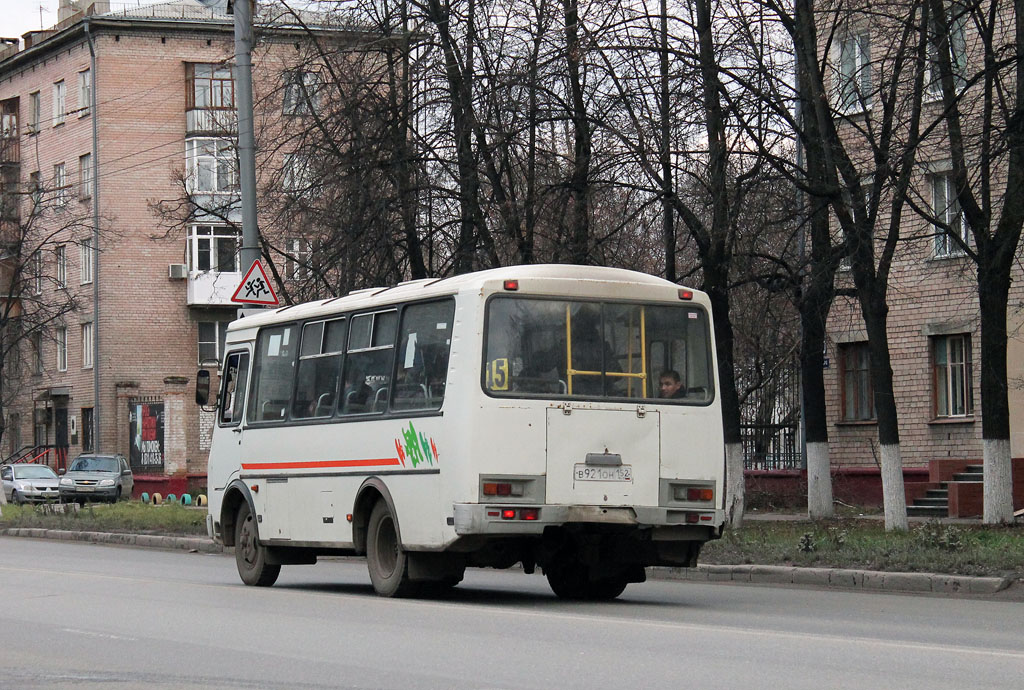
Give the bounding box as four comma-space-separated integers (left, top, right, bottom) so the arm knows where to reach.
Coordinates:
483, 297, 713, 403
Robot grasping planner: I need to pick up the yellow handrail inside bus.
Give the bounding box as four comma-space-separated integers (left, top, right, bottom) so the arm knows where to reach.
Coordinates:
565, 306, 647, 396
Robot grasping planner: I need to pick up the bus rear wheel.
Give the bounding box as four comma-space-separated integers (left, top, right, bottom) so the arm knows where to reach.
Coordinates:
366, 500, 414, 597
235, 502, 280, 587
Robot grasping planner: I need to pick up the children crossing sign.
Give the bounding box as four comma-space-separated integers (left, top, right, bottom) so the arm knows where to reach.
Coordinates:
231, 260, 279, 306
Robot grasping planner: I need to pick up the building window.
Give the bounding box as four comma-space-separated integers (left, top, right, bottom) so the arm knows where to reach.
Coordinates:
29, 91, 40, 132
837, 32, 871, 112
931, 173, 967, 256
186, 138, 237, 193
31, 332, 43, 374
56, 245, 66, 287
198, 320, 231, 366
32, 250, 42, 294
283, 70, 321, 115
81, 407, 93, 452
81, 236, 94, 284
934, 334, 973, 417
282, 153, 313, 196
926, 3, 967, 98
53, 80, 66, 126
54, 163, 67, 205
29, 171, 41, 206
56, 327, 67, 372
286, 237, 312, 280
189, 225, 240, 273
79, 153, 92, 199
82, 322, 94, 369
187, 63, 235, 110
840, 342, 874, 421
78, 69, 91, 115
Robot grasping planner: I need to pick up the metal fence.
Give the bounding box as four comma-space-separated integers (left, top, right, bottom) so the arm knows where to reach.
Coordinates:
740, 358, 803, 471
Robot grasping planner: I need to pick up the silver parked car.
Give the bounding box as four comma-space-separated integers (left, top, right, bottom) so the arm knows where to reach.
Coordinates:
1, 463, 61, 504
59, 454, 134, 503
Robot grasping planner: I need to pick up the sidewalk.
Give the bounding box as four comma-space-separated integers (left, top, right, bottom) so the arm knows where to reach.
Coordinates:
3, 524, 1021, 600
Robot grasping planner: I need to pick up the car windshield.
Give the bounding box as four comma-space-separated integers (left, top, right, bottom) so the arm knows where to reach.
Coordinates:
13, 465, 57, 480
69, 456, 119, 473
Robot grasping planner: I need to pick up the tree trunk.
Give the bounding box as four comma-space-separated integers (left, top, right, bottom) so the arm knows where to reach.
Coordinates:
979, 262, 1015, 523
563, 0, 592, 264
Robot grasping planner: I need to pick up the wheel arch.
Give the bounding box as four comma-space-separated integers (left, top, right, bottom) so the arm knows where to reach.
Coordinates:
352, 477, 399, 555
220, 480, 255, 548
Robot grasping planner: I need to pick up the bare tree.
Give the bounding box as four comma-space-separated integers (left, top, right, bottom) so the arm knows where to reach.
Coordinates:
924, 0, 1023, 523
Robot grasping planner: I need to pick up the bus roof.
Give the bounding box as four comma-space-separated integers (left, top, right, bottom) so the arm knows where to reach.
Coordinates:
227, 264, 702, 332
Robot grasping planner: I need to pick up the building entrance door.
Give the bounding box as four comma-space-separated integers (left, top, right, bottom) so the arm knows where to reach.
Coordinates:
54, 407, 69, 471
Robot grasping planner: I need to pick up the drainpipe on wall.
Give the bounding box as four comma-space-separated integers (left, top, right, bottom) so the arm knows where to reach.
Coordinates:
85, 18, 101, 452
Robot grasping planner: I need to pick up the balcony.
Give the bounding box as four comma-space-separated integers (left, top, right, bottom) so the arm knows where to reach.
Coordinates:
0, 136, 18, 165
187, 270, 241, 306
186, 108, 237, 136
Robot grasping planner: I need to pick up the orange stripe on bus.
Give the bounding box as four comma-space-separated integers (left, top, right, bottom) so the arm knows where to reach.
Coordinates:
241, 458, 402, 470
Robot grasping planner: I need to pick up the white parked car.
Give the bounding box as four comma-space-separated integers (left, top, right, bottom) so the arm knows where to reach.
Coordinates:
1, 463, 61, 504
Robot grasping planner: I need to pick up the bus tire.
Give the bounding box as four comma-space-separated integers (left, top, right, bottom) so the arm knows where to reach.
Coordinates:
586, 576, 629, 601
545, 561, 589, 600
366, 500, 413, 597
234, 502, 280, 587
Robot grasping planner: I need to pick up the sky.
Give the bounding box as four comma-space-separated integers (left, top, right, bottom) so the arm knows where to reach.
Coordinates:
2, 0, 60, 41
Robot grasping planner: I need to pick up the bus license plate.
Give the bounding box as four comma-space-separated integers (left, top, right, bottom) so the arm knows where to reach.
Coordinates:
573, 464, 632, 482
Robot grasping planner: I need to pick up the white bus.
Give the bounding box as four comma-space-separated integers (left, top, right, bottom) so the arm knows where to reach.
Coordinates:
200, 265, 725, 599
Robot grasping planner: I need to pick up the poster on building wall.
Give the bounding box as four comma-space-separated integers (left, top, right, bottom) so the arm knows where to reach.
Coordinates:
129, 402, 164, 473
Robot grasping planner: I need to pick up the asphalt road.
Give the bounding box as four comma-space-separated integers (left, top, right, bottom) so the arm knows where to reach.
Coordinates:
1, 537, 1022, 689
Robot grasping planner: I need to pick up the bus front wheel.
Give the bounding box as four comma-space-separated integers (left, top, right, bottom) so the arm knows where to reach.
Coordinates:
235, 502, 280, 587
366, 500, 413, 597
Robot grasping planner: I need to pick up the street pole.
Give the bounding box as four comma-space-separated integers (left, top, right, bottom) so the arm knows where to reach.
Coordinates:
233, 0, 260, 273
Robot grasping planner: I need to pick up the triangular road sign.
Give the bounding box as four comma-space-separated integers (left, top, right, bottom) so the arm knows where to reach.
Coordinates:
231, 260, 280, 306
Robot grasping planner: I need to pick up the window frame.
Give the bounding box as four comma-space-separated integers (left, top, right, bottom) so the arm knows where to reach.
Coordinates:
282, 70, 322, 116
78, 69, 92, 116
55, 244, 66, 287
836, 31, 872, 113
28, 91, 40, 133
933, 334, 973, 418
32, 250, 42, 295
80, 236, 94, 284
53, 80, 66, 126
53, 162, 67, 206
198, 319, 232, 367
186, 137, 238, 194
56, 326, 68, 372
931, 173, 968, 257
218, 350, 251, 427
82, 322, 94, 369
839, 342, 875, 422
79, 153, 92, 200
187, 63, 235, 111
188, 224, 241, 273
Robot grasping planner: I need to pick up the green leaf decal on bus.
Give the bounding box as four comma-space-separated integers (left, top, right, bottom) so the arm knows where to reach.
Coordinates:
397, 422, 438, 468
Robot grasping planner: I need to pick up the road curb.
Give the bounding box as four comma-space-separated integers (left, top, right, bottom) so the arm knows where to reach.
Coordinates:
648, 563, 1018, 596
3, 527, 1018, 597
0, 527, 223, 554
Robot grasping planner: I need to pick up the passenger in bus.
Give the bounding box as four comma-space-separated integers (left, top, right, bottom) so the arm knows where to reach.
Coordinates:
658, 370, 686, 399
342, 367, 372, 413
571, 310, 613, 395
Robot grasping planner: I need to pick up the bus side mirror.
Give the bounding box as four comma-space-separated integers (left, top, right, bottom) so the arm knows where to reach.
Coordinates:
196, 369, 211, 406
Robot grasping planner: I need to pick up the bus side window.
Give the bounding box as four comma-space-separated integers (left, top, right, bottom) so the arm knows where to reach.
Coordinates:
219, 351, 250, 426
341, 311, 396, 416
392, 300, 454, 411
248, 324, 298, 422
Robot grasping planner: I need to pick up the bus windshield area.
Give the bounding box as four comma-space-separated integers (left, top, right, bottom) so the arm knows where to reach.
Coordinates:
483, 297, 713, 403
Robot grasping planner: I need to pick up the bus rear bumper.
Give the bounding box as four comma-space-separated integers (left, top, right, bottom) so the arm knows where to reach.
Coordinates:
452, 503, 724, 537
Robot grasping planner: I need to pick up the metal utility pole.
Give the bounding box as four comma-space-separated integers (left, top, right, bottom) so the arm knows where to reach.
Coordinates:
232, 0, 260, 273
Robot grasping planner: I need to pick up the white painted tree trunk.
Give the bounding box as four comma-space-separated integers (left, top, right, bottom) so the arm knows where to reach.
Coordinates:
806, 441, 833, 519
0, 480, 6, 515
725, 441, 745, 529
880, 443, 908, 531
983, 438, 1013, 524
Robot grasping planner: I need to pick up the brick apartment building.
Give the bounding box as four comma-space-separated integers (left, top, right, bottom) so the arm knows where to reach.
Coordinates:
818, 5, 1024, 498
0, 0, 363, 494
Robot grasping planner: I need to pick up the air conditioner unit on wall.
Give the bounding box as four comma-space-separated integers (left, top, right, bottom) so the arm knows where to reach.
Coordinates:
169, 264, 188, 280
